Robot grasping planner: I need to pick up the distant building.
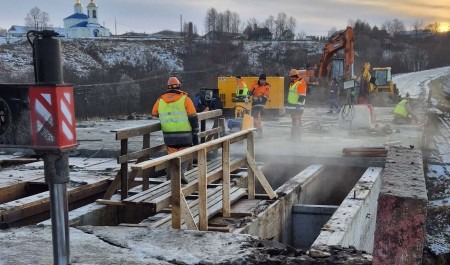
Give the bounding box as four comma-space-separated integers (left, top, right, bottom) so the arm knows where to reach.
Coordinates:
64, 0, 111, 38
7, 25, 65, 38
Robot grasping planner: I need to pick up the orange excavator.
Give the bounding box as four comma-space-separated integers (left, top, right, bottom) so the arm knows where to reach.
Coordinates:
318, 26, 354, 82
298, 26, 355, 89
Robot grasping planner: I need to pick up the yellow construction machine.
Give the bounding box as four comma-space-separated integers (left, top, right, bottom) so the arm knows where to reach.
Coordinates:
217, 76, 285, 130
360, 63, 399, 105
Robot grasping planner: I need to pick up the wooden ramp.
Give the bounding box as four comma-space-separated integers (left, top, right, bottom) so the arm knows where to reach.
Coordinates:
134, 186, 247, 229
122, 157, 246, 213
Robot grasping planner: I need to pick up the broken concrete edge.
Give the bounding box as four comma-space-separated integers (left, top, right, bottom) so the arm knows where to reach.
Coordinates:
373, 146, 428, 265
233, 165, 325, 244
0, 224, 373, 264
312, 167, 383, 253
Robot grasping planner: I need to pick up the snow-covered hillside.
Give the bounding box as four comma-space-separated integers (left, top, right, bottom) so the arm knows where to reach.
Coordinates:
393, 66, 450, 98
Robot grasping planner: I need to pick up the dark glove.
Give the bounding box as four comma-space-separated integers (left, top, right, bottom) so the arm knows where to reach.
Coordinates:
192, 133, 199, 146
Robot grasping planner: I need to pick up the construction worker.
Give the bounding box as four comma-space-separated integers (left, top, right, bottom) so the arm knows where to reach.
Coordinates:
250, 74, 270, 137
393, 93, 421, 124
194, 89, 209, 113
152, 77, 199, 184
235, 76, 249, 102
286, 69, 306, 139
327, 78, 340, 113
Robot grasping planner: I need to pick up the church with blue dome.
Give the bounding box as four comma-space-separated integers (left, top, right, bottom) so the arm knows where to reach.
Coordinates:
64, 0, 111, 38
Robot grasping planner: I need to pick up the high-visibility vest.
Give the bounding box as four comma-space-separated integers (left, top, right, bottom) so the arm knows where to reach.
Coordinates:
158, 95, 192, 132
236, 80, 248, 97
288, 80, 305, 105
394, 99, 408, 117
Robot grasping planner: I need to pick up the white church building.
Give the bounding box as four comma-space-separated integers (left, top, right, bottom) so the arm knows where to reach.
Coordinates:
64, 0, 111, 38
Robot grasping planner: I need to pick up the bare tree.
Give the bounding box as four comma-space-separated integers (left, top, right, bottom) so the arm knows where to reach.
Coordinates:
230, 12, 240, 33
204, 7, 218, 33
25, 7, 50, 31
287, 17, 296, 34
296, 31, 306, 40
0, 27, 7, 34
264, 15, 275, 35
382, 18, 405, 36
274, 12, 288, 39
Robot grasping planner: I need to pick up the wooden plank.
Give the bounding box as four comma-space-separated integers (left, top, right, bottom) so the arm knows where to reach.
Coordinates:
208, 226, 230, 232
197, 109, 222, 121
114, 123, 161, 140
247, 132, 255, 199
117, 144, 165, 164
131, 130, 253, 171
222, 140, 231, 217
149, 158, 246, 213
152, 186, 246, 229
0, 176, 44, 204
180, 192, 198, 230
170, 158, 181, 229
103, 171, 121, 199
120, 139, 129, 200
151, 187, 224, 228
1, 180, 110, 223
124, 158, 224, 204
246, 154, 277, 199
96, 199, 126, 206
198, 127, 222, 138
198, 149, 208, 231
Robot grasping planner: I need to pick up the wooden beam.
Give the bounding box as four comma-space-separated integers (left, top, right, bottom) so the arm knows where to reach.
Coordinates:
117, 144, 165, 164
114, 123, 161, 140
96, 199, 125, 206
170, 158, 181, 229
180, 192, 198, 230
246, 153, 277, 199
247, 132, 255, 199
198, 127, 222, 138
222, 140, 231, 217
131, 129, 254, 171
120, 139, 129, 200
198, 149, 208, 231
103, 171, 121, 199
197, 109, 222, 121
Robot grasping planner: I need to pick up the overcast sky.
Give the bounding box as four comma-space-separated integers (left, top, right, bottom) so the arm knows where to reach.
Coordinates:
1, 0, 449, 36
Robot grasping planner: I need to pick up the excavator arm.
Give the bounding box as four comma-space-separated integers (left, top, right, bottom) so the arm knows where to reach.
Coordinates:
317, 26, 354, 80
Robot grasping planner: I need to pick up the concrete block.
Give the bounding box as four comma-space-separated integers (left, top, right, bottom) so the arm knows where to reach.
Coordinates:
341, 104, 375, 129
372, 146, 427, 265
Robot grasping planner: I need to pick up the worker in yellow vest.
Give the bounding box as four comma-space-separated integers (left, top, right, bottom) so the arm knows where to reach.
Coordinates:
393, 93, 421, 124
235, 76, 249, 102
152, 76, 199, 184
285, 69, 306, 139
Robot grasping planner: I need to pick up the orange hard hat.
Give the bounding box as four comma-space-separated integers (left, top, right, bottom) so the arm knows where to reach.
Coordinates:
167, 77, 181, 89
289, 69, 298, 77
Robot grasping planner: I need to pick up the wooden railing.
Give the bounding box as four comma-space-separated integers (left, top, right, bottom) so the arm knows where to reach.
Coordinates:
104, 109, 225, 200
130, 129, 277, 230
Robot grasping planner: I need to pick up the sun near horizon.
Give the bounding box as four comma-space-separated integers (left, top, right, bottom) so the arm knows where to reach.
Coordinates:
438, 22, 449, 32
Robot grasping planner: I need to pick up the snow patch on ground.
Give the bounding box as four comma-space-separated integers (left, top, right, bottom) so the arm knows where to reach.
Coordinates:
393, 66, 450, 98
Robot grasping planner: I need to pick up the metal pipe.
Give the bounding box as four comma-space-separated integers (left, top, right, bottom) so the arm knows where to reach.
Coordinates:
43, 153, 70, 265
49, 183, 70, 265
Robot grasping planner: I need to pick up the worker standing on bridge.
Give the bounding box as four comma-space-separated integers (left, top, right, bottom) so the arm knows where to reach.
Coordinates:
393, 93, 421, 125
286, 69, 306, 139
250, 74, 270, 137
152, 76, 199, 184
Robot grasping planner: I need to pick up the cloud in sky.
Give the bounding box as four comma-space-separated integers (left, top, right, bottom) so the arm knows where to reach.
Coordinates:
1, 0, 449, 35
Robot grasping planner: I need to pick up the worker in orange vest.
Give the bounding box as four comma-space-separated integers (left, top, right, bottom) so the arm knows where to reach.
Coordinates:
250, 74, 270, 137
152, 76, 199, 184
285, 69, 306, 139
